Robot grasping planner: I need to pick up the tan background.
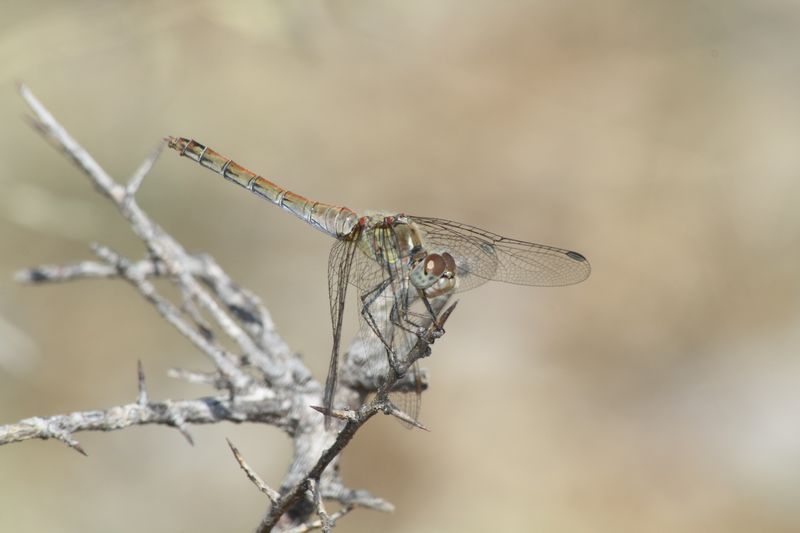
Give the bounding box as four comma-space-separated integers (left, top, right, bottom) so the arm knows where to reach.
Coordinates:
1, 1, 800, 531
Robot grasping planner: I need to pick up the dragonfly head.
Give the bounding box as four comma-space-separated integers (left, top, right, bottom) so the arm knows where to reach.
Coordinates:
410, 252, 457, 297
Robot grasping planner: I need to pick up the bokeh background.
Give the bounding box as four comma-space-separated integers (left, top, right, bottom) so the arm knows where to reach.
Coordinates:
2, 1, 800, 531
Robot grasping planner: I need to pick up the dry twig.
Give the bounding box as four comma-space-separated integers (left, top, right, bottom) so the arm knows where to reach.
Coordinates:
0, 84, 451, 531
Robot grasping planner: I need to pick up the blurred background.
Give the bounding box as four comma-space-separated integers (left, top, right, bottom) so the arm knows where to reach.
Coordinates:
1, 1, 799, 531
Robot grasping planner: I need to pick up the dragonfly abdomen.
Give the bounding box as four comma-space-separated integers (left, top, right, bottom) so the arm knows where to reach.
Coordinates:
167, 137, 358, 239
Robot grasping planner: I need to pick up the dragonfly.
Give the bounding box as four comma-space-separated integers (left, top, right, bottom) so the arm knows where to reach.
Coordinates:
167, 137, 591, 427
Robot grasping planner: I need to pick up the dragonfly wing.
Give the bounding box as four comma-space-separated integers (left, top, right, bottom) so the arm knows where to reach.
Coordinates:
347, 228, 425, 427
411, 216, 591, 289
324, 234, 360, 427
388, 360, 423, 429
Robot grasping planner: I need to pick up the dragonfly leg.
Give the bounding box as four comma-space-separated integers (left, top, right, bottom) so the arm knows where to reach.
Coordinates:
360, 272, 437, 376
385, 296, 445, 365
418, 291, 442, 331
386, 301, 422, 367
386, 289, 443, 338
361, 303, 405, 375
360, 277, 402, 370
361, 277, 435, 376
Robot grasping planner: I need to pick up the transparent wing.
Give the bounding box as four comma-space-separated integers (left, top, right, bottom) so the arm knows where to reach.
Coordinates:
388, 361, 423, 429
345, 230, 424, 427
410, 215, 591, 291
324, 234, 360, 426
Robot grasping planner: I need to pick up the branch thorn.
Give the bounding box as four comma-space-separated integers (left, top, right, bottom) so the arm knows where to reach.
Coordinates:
126, 140, 165, 197
227, 438, 280, 503
384, 402, 429, 431
309, 405, 356, 422
136, 359, 149, 406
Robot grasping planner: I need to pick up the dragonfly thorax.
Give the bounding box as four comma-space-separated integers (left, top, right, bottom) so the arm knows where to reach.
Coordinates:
357, 214, 458, 298
357, 214, 423, 266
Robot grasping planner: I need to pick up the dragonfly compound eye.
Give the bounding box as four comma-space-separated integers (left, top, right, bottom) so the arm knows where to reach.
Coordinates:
424, 254, 446, 276
441, 252, 456, 277
410, 253, 458, 290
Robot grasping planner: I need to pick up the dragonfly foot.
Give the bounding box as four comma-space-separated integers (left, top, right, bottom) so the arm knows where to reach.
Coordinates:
385, 350, 411, 377
417, 324, 445, 341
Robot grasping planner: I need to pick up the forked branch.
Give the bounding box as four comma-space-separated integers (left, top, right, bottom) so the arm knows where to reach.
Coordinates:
0, 85, 452, 532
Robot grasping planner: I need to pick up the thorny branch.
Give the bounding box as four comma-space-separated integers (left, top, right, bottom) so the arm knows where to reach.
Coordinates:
0, 85, 453, 532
